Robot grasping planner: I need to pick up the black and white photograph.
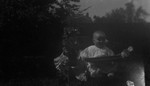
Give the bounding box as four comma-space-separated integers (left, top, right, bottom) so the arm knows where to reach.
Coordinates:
0, 0, 149, 86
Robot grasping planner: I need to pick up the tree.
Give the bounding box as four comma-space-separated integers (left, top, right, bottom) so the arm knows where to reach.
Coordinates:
0, 0, 81, 55
94, 0, 149, 23
104, 8, 127, 23
124, 0, 149, 23
57, 1, 93, 59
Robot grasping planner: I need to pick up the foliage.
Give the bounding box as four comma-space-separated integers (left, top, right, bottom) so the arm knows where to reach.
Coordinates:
94, 1, 149, 23
0, 0, 81, 55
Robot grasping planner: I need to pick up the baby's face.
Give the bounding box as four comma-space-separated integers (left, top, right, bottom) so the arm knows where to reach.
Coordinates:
93, 38, 106, 48
93, 32, 107, 48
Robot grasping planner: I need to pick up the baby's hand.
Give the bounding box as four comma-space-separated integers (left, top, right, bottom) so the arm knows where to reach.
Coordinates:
121, 46, 133, 58
121, 50, 129, 58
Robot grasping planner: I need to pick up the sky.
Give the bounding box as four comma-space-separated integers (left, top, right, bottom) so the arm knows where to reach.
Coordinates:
79, 0, 150, 22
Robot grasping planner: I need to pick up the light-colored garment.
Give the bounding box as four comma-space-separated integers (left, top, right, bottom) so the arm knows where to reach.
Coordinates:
54, 52, 69, 71
79, 45, 114, 59
76, 45, 114, 81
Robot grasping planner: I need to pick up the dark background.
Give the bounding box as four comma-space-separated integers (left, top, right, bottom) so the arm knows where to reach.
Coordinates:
0, 0, 150, 86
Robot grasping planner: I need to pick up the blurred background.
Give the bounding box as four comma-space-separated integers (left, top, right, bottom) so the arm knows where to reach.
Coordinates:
0, 0, 149, 86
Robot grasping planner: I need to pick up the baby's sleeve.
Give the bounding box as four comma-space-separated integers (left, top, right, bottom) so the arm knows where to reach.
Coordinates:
107, 48, 114, 56
79, 48, 89, 60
